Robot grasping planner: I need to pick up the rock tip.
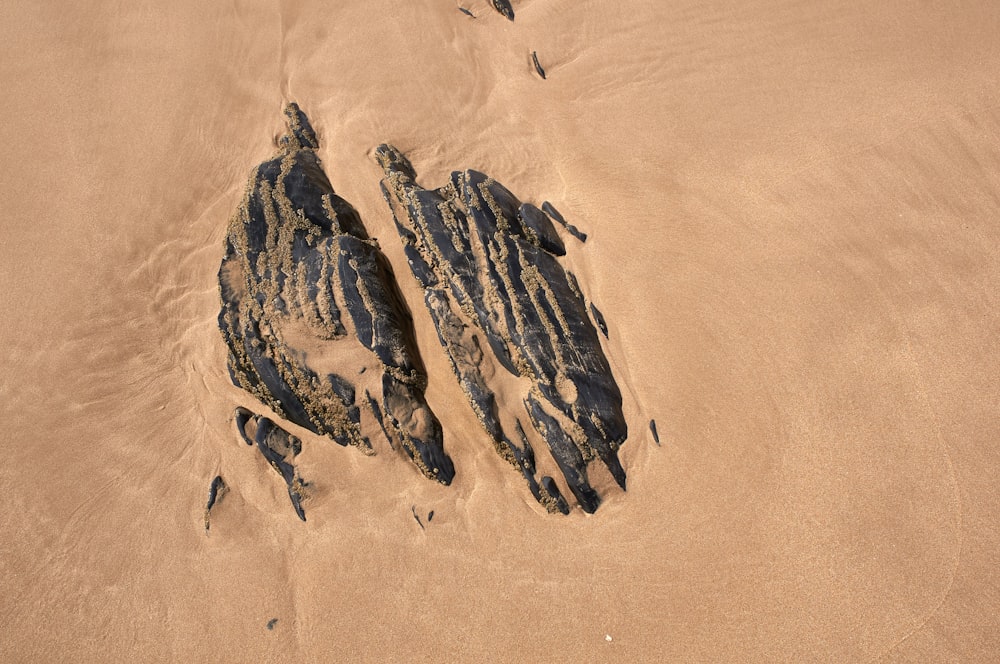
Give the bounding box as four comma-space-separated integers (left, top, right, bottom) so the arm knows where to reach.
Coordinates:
374, 143, 417, 178
280, 102, 319, 151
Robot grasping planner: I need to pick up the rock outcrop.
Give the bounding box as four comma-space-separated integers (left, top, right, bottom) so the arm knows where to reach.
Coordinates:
376, 145, 627, 513
218, 104, 454, 486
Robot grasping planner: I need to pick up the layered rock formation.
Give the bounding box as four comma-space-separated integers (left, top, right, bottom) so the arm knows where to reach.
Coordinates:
218, 104, 454, 487
376, 145, 627, 513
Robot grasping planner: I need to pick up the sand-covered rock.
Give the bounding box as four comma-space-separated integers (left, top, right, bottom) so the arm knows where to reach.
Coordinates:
376, 145, 627, 513
218, 105, 454, 486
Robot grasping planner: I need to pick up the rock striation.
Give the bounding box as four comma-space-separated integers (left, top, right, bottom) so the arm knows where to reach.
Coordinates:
218, 104, 454, 486
376, 145, 627, 513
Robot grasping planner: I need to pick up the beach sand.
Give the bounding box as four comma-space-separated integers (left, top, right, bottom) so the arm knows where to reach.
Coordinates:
1, 0, 998, 660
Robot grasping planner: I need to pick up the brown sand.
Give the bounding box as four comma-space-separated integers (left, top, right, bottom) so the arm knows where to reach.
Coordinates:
1, 0, 998, 661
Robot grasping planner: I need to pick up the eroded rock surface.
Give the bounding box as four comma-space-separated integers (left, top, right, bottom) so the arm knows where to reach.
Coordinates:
376, 145, 627, 513
235, 409, 308, 521
218, 104, 454, 487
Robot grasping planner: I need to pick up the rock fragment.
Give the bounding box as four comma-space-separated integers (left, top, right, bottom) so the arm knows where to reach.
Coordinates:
491, 0, 514, 21
590, 303, 608, 338
542, 201, 588, 242
204, 475, 228, 532
531, 51, 546, 79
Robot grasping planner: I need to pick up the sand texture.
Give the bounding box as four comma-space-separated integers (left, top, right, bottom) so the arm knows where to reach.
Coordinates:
2, 0, 1000, 661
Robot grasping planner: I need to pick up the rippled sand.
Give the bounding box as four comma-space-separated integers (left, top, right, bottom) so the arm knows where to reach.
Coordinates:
2, 1, 998, 660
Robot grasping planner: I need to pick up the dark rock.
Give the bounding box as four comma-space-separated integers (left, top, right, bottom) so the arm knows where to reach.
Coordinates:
376, 144, 628, 513
491, 0, 514, 21
564, 223, 588, 243
519, 203, 565, 256
204, 475, 228, 532
649, 419, 660, 446
458, 6, 475, 18
541, 201, 565, 224
235, 407, 255, 445
541, 201, 587, 242
266, 618, 278, 631
531, 51, 546, 79
219, 104, 453, 486
590, 302, 608, 338
236, 409, 308, 521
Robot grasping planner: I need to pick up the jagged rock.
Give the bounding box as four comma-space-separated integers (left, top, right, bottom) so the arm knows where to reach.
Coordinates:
491, 0, 514, 21
204, 475, 228, 532
376, 145, 628, 513
531, 51, 546, 79
649, 419, 660, 446
218, 104, 453, 486
236, 409, 308, 521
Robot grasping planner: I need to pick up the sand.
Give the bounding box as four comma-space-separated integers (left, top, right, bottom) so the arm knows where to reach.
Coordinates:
1, 0, 998, 661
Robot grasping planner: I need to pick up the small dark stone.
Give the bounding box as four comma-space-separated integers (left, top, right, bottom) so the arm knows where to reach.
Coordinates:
590, 303, 608, 338
564, 223, 588, 243
491, 0, 514, 21
649, 419, 660, 446
206, 476, 226, 512
531, 51, 546, 79
266, 618, 278, 631
458, 6, 475, 18
411, 505, 425, 530
427, 510, 434, 522
204, 475, 228, 532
